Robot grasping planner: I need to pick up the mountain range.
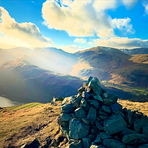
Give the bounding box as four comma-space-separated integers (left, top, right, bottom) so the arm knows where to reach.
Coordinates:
0, 46, 148, 104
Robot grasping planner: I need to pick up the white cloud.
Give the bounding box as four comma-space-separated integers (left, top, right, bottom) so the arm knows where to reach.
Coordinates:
143, 3, 148, 15
121, 0, 138, 8
42, 0, 135, 38
74, 38, 87, 44
62, 44, 85, 53
0, 7, 53, 48
112, 18, 135, 34
90, 37, 148, 49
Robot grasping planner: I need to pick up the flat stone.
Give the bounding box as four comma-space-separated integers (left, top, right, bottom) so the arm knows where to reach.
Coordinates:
88, 77, 102, 95
122, 133, 148, 144
69, 119, 90, 139
75, 107, 86, 119
100, 132, 112, 140
103, 139, 126, 148
99, 110, 109, 116
104, 114, 126, 135
90, 100, 100, 109
61, 104, 75, 113
87, 107, 97, 125
82, 138, 91, 148
110, 103, 122, 113
94, 95, 103, 102
101, 105, 111, 114
99, 115, 109, 120
95, 120, 103, 130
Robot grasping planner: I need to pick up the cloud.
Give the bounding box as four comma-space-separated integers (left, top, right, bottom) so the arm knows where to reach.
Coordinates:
112, 18, 135, 34
62, 44, 85, 53
0, 7, 53, 48
143, 2, 148, 15
74, 38, 87, 44
90, 37, 148, 49
42, 0, 135, 38
121, 0, 138, 8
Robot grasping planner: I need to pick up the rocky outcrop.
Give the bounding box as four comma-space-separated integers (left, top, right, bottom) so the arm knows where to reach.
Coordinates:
58, 77, 148, 148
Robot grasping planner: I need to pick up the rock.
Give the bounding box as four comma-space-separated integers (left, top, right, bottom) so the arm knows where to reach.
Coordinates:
102, 92, 108, 99
122, 133, 148, 144
90, 100, 100, 109
24, 138, 40, 148
90, 145, 100, 148
100, 132, 112, 140
95, 119, 103, 130
88, 77, 102, 95
87, 107, 97, 125
103, 139, 126, 148
73, 96, 82, 108
82, 118, 89, 124
94, 95, 103, 102
93, 134, 102, 144
142, 126, 148, 137
61, 104, 75, 113
91, 126, 99, 135
103, 94, 118, 105
68, 140, 82, 148
101, 105, 111, 114
138, 144, 148, 148
99, 110, 109, 116
119, 127, 136, 137
82, 138, 91, 148
69, 119, 90, 139
80, 98, 87, 107
75, 107, 86, 119
104, 114, 126, 135
78, 87, 85, 95
110, 103, 122, 113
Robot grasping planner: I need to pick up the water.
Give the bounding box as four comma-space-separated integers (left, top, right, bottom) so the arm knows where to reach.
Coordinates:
0, 96, 17, 107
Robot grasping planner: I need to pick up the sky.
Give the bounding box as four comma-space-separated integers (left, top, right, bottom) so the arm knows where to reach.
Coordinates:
0, 0, 148, 53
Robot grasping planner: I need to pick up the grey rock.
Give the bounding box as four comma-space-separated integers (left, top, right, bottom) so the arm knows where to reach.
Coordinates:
82, 118, 89, 124
91, 126, 99, 135
88, 77, 102, 95
80, 98, 87, 107
99, 115, 109, 120
93, 134, 102, 144
87, 107, 97, 125
142, 126, 148, 137
138, 144, 148, 148
61, 104, 75, 113
73, 96, 82, 108
99, 110, 109, 116
82, 138, 91, 148
102, 92, 108, 99
90, 100, 100, 109
69, 119, 90, 139
110, 103, 122, 113
103, 94, 118, 105
94, 95, 103, 102
100, 132, 112, 140
95, 120, 103, 130
119, 127, 136, 136
101, 106, 111, 114
123, 109, 132, 125
104, 114, 126, 135
75, 107, 86, 119
103, 139, 126, 148
122, 133, 148, 144
58, 113, 72, 127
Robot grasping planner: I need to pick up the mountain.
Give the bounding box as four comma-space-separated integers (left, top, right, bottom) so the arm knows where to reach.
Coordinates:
0, 59, 83, 104
71, 46, 148, 88
121, 48, 148, 55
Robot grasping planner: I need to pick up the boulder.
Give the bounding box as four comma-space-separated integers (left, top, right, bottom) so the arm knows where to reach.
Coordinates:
69, 119, 90, 139
75, 107, 86, 119
82, 138, 91, 148
104, 114, 126, 135
103, 139, 126, 148
122, 133, 148, 144
87, 107, 97, 125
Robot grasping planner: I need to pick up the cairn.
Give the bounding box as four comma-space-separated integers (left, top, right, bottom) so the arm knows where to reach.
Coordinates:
58, 77, 148, 148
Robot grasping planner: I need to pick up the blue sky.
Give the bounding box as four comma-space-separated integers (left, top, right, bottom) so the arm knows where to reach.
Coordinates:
0, 0, 148, 53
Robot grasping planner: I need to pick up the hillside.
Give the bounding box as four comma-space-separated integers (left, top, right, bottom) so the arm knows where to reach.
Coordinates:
72, 46, 148, 88
121, 48, 148, 55
0, 99, 148, 147
0, 59, 84, 104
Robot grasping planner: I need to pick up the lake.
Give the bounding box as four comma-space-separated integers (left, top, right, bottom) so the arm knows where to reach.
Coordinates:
0, 96, 17, 107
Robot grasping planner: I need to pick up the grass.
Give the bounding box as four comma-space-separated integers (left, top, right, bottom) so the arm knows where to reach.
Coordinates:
6, 102, 44, 110
0, 101, 66, 148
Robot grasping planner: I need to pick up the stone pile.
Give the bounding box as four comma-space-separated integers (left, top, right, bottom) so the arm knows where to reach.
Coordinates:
58, 77, 148, 148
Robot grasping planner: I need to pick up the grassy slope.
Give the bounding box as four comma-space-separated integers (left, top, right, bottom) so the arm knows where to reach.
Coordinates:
0, 102, 68, 148
0, 100, 148, 148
